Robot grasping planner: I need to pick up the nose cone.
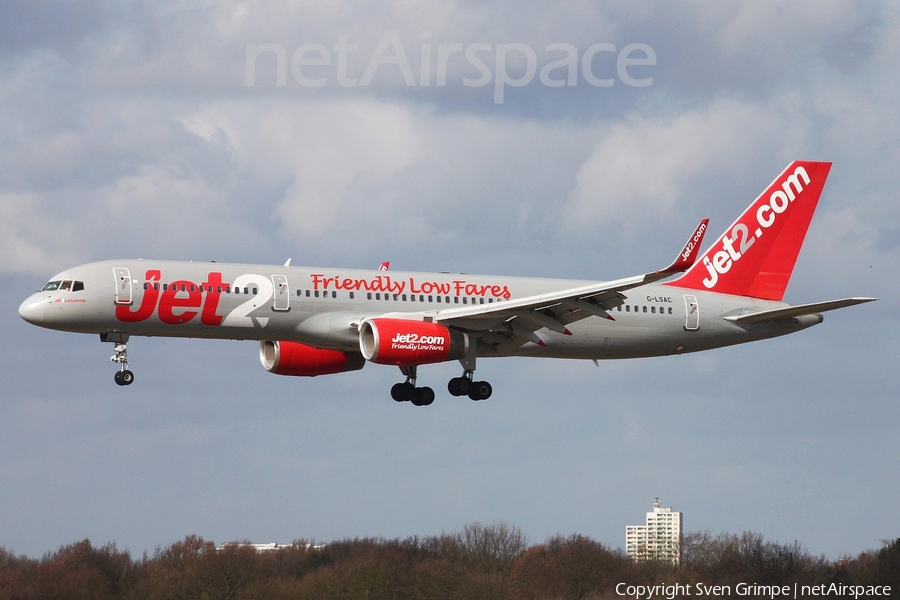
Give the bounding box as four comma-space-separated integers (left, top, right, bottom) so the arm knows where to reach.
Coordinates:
18, 294, 47, 325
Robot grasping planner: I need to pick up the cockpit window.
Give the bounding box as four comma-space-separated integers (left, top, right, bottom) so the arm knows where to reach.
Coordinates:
41, 280, 84, 292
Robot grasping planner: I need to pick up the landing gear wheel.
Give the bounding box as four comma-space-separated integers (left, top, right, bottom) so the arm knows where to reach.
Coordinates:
114, 370, 134, 386
108, 337, 133, 387
468, 381, 492, 401
448, 377, 471, 397
391, 382, 415, 402
412, 386, 435, 407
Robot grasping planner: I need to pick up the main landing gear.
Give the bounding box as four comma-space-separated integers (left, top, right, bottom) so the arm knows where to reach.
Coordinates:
449, 344, 492, 401
391, 366, 435, 406
103, 333, 134, 386
448, 372, 492, 401
392, 348, 492, 406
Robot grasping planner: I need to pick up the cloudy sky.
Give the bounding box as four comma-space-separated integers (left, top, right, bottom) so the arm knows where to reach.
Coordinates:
1, 0, 897, 560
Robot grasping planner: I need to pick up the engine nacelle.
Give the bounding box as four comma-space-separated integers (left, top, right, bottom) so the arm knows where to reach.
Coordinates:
259, 340, 365, 377
359, 318, 469, 366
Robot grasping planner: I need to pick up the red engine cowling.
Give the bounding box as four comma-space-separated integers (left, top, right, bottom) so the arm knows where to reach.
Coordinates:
359, 318, 469, 366
259, 340, 365, 377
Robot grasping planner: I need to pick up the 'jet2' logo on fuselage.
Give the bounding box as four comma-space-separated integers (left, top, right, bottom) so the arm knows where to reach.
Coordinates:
701, 166, 811, 289
115, 270, 228, 325
116, 271, 281, 327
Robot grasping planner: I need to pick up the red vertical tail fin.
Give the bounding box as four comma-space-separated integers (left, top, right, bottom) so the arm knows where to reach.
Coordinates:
666, 161, 832, 301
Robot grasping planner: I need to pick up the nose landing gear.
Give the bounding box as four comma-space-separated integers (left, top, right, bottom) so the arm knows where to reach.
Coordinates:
103, 333, 134, 386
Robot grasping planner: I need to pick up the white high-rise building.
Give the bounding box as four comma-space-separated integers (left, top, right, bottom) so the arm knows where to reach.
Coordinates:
625, 498, 683, 565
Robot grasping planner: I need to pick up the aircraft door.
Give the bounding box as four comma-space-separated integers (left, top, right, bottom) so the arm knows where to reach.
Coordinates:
683, 294, 699, 331
113, 268, 133, 305
272, 275, 290, 311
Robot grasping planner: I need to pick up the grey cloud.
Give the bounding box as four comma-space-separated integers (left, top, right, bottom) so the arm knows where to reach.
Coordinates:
0, 0, 119, 55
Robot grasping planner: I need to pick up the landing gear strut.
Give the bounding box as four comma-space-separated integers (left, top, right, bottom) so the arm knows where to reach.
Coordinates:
391, 366, 435, 406
103, 333, 134, 386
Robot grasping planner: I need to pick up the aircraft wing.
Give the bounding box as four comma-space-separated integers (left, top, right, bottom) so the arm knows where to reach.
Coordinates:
723, 297, 877, 325
415, 220, 710, 349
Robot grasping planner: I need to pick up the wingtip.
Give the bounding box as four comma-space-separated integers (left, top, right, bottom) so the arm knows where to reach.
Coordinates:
661, 218, 710, 274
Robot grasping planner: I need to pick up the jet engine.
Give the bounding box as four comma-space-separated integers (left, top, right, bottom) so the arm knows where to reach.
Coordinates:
259, 340, 365, 377
359, 318, 469, 366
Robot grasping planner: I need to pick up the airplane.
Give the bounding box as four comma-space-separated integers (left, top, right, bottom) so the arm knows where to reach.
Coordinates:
18, 161, 875, 406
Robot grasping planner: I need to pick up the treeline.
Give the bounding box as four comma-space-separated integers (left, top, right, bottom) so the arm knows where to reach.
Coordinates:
0, 523, 897, 599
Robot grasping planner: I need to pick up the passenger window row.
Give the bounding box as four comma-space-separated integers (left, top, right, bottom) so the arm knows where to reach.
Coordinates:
364, 293, 495, 305
135, 280, 505, 306
297, 289, 339, 299
616, 305, 673, 315
136, 281, 671, 316
143, 283, 258, 295
291, 289, 499, 305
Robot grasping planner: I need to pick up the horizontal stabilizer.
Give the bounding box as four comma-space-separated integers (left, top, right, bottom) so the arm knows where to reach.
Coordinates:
724, 297, 877, 324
